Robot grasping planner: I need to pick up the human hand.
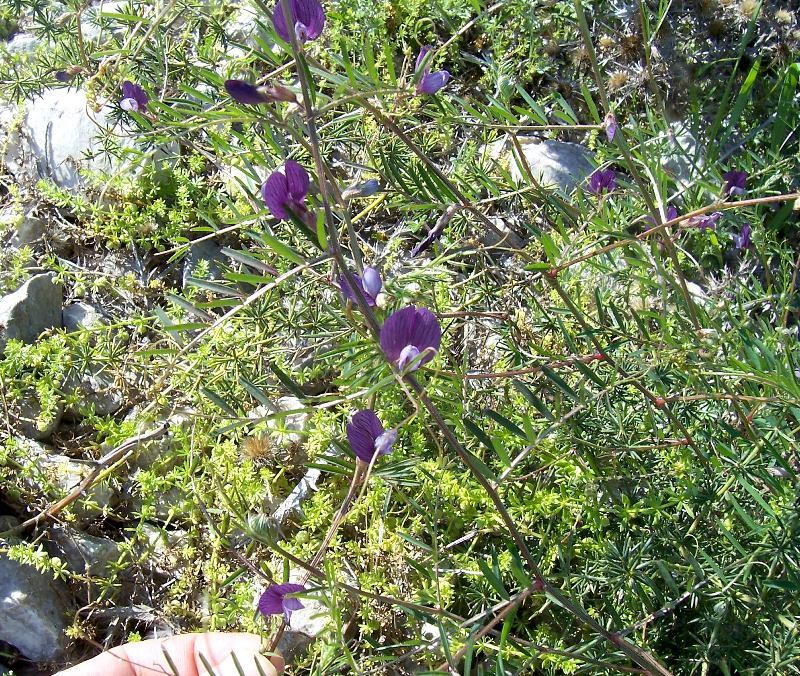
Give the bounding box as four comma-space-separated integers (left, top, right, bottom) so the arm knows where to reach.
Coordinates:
55, 632, 284, 676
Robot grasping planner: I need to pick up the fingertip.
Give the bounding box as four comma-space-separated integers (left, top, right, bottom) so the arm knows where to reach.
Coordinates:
214, 651, 279, 676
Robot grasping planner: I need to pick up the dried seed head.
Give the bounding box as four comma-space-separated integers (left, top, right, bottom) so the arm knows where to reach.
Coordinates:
739, 0, 759, 19
241, 434, 274, 460
599, 35, 616, 50
775, 9, 794, 25
608, 71, 630, 91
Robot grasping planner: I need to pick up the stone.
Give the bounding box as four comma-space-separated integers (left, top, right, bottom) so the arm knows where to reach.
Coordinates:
62, 302, 105, 332
663, 123, 702, 189
487, 138, 594, 194
1, 204, 45, 247
0, 273, 63, 352
0, 88, 146, 192
181, 239, 225, 288
46, 525, 120, 576
270, 396, 310, 445
33, 455, 119, 520
63, 367, 124, 418
15, 396, 63, 440
135, 524, 189, 575
0, 553, 70, 662
5, 32, 38, 54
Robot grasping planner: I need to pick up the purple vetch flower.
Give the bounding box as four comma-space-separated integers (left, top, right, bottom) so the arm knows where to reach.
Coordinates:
604, 111, 617, 142
723, 170, 747, 196
224, 79, 297, 105
272, 0, 325, 44
587, 168, 617, 195
686, 211, 722, 230
258, 583, 306, 622
120, 81, 148, 112
346, 410, 398, 463
645, 206, 678, 225
339, 267, 382, 307
733, 223, 752, 250
380, 305, 442, 372
262, 160, 310, 220
415, 46, 451, 95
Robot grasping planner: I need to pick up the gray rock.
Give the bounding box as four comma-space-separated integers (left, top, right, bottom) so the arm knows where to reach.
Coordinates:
135, 524, 188, 575
0, 553, 70, 662
1, 204, 45, 247
1, 89, 147, 192
64, 367, 123, 418
62, 302, 105, 332
510, 139, 594, 194
47, 525, 120, 575
5, 32, 38, 54
16, 396, 63, 440
33, 455, 118, 520
182, 239, 225, 288
0, 273, 63, 352
485, 137, 594, 194
663, 123, 702, 189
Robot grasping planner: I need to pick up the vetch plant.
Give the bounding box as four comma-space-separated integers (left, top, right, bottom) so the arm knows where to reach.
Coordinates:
339, 267, 382, 308
380, 306, 442, 372
733, 223, 753, 249
272, 0, 325, 44
224, 79, 297, 105
258, 583, 306, 622
346, 409, 397, 463
723, 169, 748, 196
687, 211, 722, 230
414, 46, 451, 95
587, 167, 616, 194
262, 160, 312, 222
119, 81, 148, 112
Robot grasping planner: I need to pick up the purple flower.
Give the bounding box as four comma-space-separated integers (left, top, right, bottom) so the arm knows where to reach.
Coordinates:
733, 223, 752, 250
588, 168, 616, 195
258, 583, 306, 622
346, 410, 397, 463
272, 0, 325, 44
340, 267, 382, 307
262, 160, 310, 220
645, 206, 678, 225
380, 306, 441, 372
415, 46, 451, 95
120, 81, 148, 112
224, 79, 297, 105
604, 112, 617, 142
723, 170, 747, 196
686, 211, 722, 230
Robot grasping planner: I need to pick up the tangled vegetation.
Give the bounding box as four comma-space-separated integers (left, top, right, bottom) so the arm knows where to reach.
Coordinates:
1, 0, 799, 674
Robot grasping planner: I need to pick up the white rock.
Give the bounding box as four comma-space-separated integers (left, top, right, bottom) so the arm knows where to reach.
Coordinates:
273, 396, 310, 444
487, 138, 594, 194
34, 454, 119, 519
1, 203, 46, 247
5, 33, 38, 54
0, 273, 63, 352
663, 123, 702, 189
0, 554, 70, 662
62, 302, 105, 332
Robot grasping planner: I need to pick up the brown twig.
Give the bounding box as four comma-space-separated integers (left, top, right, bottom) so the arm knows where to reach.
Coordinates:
1, 424, 168, 538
